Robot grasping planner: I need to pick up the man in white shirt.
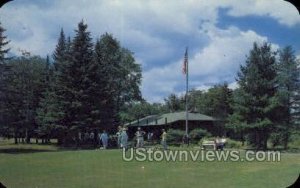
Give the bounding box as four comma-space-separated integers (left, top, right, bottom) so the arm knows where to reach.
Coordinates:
135, 127, 145, 148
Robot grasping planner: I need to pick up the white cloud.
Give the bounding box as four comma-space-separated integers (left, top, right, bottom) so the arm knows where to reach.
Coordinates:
142, 27, 279, 103
225, 0, 300, 27
0, 0, 215, 59
1, 0, 295, 56
1, 4, 57, 56
190, 27, 268, 76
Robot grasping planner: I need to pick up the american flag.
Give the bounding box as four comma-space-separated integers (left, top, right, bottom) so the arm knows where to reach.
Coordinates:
182, 47, 188, 75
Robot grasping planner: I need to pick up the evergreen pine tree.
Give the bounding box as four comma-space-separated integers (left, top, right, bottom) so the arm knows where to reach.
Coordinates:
230, 42, 278, 150
275, 46, 300, 149
68, 21, 94, 129
53, 28, 67, 71
0, 22, 10, 62
0, 22, 13, 139
36, 29, 69, 145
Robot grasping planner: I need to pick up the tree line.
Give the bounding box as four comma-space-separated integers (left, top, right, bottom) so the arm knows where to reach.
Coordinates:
0, 21, 142, 145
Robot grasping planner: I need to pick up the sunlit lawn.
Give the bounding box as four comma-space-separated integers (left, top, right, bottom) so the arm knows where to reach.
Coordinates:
0, 139, 299, 188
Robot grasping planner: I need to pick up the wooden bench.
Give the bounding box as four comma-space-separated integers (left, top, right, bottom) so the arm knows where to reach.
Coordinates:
201, 140, 216, 150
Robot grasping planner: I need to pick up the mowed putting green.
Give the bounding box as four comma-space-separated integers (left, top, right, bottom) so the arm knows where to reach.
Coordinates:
0, 144, 299, 188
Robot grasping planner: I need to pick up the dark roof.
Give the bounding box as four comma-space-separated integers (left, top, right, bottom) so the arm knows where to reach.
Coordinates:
125, 111, 216, 127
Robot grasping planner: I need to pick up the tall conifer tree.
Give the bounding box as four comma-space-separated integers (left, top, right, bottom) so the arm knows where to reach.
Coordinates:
230, 42, 278, 149
275, 46, 300, 149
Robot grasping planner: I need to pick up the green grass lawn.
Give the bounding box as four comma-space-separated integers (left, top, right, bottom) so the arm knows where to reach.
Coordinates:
0, 141, 299, 188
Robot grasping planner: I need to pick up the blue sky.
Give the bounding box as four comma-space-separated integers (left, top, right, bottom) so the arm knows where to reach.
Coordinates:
1, 0, 300, 103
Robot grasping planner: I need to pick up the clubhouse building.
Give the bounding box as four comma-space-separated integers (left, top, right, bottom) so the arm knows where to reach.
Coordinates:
125, 111, 224, 138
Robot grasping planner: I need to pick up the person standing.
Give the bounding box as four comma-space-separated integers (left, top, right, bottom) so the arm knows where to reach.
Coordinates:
135, 127, 145, 148
120, 127, 128, 150
147, 131, 153, 144
116, 126, 122, 148
89, 131, 95, 145
182, 134, 190, 147
84, 131, 89, 143
161, 129, 167, 150
215, 136, 222, 150
99, 130, 109, 149
220, 136, 227, 150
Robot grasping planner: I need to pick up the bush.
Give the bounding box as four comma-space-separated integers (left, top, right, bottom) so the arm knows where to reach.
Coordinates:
288, 132, 300, 151
269, 132, 284, 148
189, 128, 211, 144
225, 138, 243, 149
167, 129, 185, 146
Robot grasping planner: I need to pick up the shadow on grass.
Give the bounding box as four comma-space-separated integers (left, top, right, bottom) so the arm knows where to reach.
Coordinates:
0, 144, 108, 154
0, 148, 57, 154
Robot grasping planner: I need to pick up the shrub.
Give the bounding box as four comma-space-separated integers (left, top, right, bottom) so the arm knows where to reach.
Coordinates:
189, 128, 211, 144
269, 132, 283, 148
167, 129, 185, 146
225, 138, 243, 149
288, 132, 300, 151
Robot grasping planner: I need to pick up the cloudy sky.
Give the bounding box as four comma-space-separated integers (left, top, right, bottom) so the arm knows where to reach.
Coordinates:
1, 0, 300, 102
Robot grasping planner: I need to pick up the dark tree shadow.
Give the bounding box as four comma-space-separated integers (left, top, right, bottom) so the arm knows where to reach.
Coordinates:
0, 148, 57, 154
0, 145, 102, 154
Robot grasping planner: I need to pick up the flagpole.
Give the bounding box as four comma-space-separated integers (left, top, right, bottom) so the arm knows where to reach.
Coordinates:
185, 47, 189, 137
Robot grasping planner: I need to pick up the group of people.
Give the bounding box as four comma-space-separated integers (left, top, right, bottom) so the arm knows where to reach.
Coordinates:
97, 127, 130, 150
95, 126, 169, 150
78, 131, 96, 144
133, 127, 168, 150
76, 130, 109, 148
86, 127, 226, 151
